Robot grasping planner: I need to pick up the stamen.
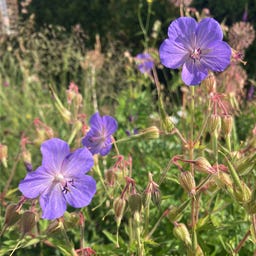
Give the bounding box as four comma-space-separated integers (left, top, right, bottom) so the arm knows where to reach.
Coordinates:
190, 48, 201, 61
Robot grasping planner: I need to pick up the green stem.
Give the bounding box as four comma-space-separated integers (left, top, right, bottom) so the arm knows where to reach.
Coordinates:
226, 134, 231, 152
189, 86, 198, 252
93, 163, 111, 198
213, 130, 219, 166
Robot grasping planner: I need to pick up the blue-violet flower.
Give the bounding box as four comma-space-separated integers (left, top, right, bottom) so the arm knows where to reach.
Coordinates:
19, 138, 96, 220
82, 112, 118, 156
159, 17, 231, 85
135, 53, 154, 74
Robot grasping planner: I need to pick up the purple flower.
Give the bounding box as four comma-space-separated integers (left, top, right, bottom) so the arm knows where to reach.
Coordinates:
159, 17, 232, 85
135, 53, 154, 74
18, 138, 96, 220
82, 112, 118, 156
247, 85, 255, 100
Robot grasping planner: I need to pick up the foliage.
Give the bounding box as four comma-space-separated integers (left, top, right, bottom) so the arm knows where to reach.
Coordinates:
1, 1, 256, 256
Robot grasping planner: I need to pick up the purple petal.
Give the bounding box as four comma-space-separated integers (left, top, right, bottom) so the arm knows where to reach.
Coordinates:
102, 116, 118, 136
99, 137, 112, 156
89, 112, 103, 130
182, 59, 208, 85
41, 138, 70, 174
62, 147, 94, 176
82, 129, 103, 155
64, 175, 96, 208
39, 184, 67, 220
167, 17, 197, 41
159, 39, 189, 69
200, 41, 231, 72
18, 166, 52, 198
196, 18, 223, 48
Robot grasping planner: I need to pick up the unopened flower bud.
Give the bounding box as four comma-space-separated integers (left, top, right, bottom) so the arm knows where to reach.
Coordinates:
233, 181, 251, 203
152, 187, 161, 207
4, 203, 20, 228
20, 211, 37, 236
222, 115, 233, 136
202, 73, 216, 93
140, 126, 160, 139
208, 114, 221, 134
194, 157, 215, 174
159, 97, 174, 132
105, 169, 116, 186
173, 223, 192, 247
0, 144, 8, 168
128, 193, 142, 214
179, 171, 196, 195
214, 172, 233, 188
113, 197, 126, 226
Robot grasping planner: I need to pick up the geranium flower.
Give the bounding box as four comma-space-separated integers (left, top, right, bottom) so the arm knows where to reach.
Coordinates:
159, 17, 231, 85
19, 138, 96, 220
82, 112, 118, 156
135, 53, 154, 74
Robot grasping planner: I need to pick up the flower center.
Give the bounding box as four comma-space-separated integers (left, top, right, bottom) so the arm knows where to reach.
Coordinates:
53, 173, 75, 194
54, 173, 65, 184
190, 48, 201, 61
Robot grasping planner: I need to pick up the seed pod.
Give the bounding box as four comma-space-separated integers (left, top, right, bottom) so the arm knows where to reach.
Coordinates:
233, 181, 252, 203
113, 197, 126, 226
208, 114, 221, 134
128, 193, 142, 214
173, 223, 192, 247
105, 169, 116, 186
194, 157, 215, 174
214, 172, 233, 188
4, 203, 20, 228
179, 171, 196, 195
222, 115, 233, 136
20, 211, 37, 236
202, 73, 216, 94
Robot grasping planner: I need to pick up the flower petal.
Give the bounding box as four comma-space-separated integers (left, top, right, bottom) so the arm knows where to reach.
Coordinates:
62, 147, 94, 176
159, 39, 189, 69
168, 17, 197, 41
41, 138, 70, 174
64, 175, 96, 208
182, 59, 208, 85
39, 184, 67, 220
18, 166, 52, 198
196, 18, 223, 48
102, 116, 118, 136
89, 112, 103, 130
82, 129, 103, 155
200, 41, 231, 72
99, 136, 112, 156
